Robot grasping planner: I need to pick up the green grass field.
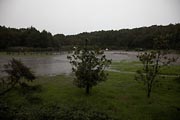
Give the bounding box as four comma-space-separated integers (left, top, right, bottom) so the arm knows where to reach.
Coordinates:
1, 61, 180, 120
111, 60, 180, 75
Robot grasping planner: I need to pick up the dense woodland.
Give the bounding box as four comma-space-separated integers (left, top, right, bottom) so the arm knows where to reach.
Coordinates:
0, 24, 180, 51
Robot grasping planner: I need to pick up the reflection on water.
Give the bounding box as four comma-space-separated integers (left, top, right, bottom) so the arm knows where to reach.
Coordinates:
0, 51, 179, 76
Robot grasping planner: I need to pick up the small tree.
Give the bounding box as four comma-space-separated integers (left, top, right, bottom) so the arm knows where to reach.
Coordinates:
67, 40, 111, 94
0, 58, 35, 96
135, 36, 176, 98
135, 51, 159, 98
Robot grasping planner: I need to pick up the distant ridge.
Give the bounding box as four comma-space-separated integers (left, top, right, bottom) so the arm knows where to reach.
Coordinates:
0, 23, 180, 50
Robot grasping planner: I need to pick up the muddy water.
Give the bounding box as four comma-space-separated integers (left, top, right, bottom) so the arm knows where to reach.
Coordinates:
0, 51, 179, 76
0, 53, 71, 76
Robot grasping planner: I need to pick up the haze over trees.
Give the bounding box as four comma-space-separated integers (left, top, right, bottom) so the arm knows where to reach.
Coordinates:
0, 23, 180, 51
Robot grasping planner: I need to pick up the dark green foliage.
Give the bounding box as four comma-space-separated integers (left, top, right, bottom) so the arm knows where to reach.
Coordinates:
0, 58, 36, 96
0, 102, 116, 120
174, 75, 180, 84
0, 102, 14, 120
4, 58, 35, 80
35, 105, 116, 120
0, 24, 180, 51
67, 40, 111, 94
0, 26, 61, 51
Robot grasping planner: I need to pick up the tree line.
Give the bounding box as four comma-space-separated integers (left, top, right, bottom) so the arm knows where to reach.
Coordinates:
0, 23, 180, 51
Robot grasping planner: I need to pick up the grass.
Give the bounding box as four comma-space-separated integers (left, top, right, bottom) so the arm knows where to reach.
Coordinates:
2, 74, 180, 119
111, 60, 180, 75
1, 61, 180, 119
111, 61, 142, 72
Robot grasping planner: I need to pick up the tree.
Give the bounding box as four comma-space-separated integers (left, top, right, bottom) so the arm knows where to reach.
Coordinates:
135, 51, 159, 98
135, 36, 176, 98
67, 39, 111, 94
0, 59, 35, 96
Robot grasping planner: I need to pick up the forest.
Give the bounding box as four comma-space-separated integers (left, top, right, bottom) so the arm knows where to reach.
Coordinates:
0, 23, 180, 51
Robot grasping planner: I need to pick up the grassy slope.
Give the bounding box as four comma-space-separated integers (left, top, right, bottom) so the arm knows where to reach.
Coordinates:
3, 70, 180, 120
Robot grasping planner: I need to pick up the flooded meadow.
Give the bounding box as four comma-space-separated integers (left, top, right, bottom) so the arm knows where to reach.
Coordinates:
0, 51, 179, 76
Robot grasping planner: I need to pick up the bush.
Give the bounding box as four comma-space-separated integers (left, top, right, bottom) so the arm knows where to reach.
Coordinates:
0, 103, 116, 120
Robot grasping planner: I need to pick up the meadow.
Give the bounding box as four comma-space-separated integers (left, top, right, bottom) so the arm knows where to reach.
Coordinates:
1, 61, 180, 120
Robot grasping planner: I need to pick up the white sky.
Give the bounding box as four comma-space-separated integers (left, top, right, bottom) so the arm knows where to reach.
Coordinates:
0, 0, 180, 35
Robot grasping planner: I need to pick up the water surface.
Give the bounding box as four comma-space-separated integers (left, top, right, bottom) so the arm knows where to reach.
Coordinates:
0, 51, 179, 76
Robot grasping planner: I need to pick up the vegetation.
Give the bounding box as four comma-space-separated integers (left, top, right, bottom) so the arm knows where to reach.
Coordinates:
0, 59, 35, 96
1, 24, 180, 51
0, 102, 115, 120
67, 39, 111, 94
111, 61, 180, 75
135, 34, 177, 98
135, 51, 175, 98
0, 62, 180, 119
0, 23, 180, 119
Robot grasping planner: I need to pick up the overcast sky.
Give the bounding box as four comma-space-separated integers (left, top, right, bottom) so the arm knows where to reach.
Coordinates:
0, 0, 180, 35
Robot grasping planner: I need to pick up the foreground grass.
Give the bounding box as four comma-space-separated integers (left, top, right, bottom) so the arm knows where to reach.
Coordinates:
2, 70, 180, 120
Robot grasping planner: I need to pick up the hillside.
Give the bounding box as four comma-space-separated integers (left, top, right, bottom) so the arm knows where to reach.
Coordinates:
0, 24, 180, 51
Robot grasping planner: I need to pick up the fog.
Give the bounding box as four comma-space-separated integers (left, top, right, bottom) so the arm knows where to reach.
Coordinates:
0, 0, 180, 35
